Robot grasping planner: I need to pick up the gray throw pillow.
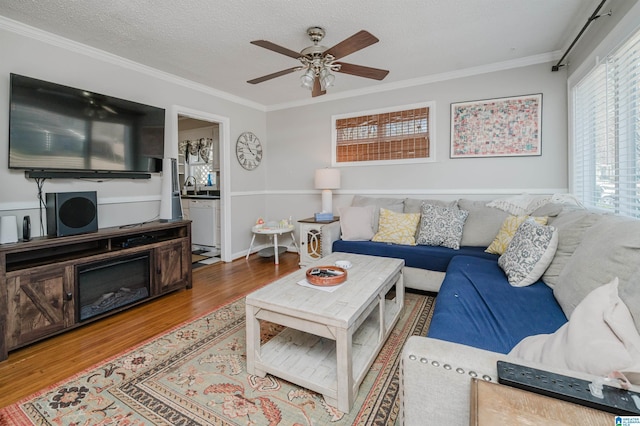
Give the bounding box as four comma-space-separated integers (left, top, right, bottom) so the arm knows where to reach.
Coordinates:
541, 209, 601, 288
554, 215, 640, 319
351, 195, 404, 233
458, 199, 510, 247
416, 203, 469, 250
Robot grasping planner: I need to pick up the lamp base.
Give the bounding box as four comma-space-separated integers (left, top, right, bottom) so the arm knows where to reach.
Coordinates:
321, 189, 333, 215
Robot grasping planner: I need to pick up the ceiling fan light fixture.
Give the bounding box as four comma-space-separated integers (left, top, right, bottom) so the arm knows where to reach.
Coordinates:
248, 27, 388, 98
319, 67, 335, 90
300, 68, 315, 90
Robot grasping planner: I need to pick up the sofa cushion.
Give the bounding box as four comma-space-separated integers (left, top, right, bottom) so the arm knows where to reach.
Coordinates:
338, 205, 375, 241
531, 202, 564, 218
427, 256, 567, 354
351, 195, 404, 233
403, 198, 451, 214
554, 214, 640, 321
485, 215, 548, 255
498, 219, 558, 287
511, 278, 640, 384
541, 210, 601, 288
457, 199, 510, 247
621, 265, 640, 335
416, 203, 468, 249
332, 240, 498, 272
371, 208, 421, 245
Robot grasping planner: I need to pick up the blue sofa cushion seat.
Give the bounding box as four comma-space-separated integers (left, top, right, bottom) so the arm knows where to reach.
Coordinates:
427, 256, 567, 354
332, 240, 498, 272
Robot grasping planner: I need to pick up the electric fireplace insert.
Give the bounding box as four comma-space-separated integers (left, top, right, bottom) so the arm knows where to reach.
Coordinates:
76, 253, 151, 321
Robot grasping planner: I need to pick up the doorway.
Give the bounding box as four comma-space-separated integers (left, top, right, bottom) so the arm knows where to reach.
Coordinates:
170, 106, 231, 263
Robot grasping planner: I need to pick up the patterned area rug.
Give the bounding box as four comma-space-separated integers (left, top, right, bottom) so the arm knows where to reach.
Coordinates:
1, 292, 435, 425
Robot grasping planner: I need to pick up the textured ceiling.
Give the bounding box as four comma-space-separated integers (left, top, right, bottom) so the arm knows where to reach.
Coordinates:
0, 0, 598, 108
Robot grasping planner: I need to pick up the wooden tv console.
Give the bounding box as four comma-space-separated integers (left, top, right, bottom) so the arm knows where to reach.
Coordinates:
0, 220, 192, 362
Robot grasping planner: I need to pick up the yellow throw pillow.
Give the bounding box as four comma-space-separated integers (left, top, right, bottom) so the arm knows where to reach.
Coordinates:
485, 215, 548, 255
372, 208, 421, 245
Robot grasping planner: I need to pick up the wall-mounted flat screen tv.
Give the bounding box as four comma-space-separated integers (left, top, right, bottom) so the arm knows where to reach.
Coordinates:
9, 73, 165, 175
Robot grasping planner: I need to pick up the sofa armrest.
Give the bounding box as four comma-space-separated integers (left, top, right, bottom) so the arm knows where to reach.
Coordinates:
399, 336, 630, 425
320, 220, 341, 256
400, 336, 502, 425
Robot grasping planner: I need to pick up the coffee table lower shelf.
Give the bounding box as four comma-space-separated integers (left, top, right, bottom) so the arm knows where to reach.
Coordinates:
254, 299, 402, 408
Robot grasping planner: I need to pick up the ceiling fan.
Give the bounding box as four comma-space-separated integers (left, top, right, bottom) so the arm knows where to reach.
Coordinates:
247, 27, 389, 97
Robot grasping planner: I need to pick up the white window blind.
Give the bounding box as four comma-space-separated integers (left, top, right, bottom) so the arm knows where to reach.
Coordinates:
573, 28, 640, 217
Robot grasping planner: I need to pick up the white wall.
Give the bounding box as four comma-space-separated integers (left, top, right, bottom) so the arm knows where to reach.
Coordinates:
0, 22, 267, 258
0, 19, 571, 259
265, 61, 569, 223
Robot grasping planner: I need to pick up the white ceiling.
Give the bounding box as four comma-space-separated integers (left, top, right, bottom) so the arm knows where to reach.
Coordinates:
0, 0, 598, 108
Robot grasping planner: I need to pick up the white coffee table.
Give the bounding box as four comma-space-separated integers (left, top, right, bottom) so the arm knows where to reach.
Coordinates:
245, 252, 404, 413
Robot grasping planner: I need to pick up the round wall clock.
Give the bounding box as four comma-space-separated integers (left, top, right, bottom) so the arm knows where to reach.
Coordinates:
235, 131, 263, 170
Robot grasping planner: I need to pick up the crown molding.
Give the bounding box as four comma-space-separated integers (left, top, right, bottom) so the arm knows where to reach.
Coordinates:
266, 51, 562, 111
0, 16, 266, 112
1, 15, 561, 114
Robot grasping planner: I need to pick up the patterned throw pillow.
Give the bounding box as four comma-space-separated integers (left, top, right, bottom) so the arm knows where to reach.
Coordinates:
371, 208, 421, 245
485, 215, 548, 254
498, 219, 558, 287
416, 203, 469, 249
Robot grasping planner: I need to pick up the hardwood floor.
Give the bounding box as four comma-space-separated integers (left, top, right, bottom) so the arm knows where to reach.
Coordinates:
0, 252, 300, 408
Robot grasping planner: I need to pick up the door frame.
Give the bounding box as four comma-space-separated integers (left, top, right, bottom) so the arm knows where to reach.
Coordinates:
169, 105, 231, 262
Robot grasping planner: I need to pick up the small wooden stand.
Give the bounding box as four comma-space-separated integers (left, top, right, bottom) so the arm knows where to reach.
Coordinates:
470, 378, 615, 425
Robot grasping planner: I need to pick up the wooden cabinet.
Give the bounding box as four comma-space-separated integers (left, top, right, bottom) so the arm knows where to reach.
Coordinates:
5, 265, 73, 349
0, 220, 192, 361
154, 239, 190, 294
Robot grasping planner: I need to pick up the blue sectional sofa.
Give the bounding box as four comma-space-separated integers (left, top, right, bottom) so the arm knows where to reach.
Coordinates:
332, 239, 496, 273
331, 195, 570, 352
426, 256, 567, 354
328, 195, 640, 424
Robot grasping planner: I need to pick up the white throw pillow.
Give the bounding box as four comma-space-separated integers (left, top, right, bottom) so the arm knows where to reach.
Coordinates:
338, 205, 375, 241
487, 193, 551, 216
498, 219, 558, 287
510, 278, 640, 384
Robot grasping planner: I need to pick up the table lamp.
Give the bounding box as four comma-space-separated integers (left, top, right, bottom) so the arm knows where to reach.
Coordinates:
315, 168, 341, 217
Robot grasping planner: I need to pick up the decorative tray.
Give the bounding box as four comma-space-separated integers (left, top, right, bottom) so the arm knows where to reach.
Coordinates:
305, 266, 347, 286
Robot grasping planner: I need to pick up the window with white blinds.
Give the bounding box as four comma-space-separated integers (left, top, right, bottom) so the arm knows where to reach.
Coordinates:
572, 28, 640, 217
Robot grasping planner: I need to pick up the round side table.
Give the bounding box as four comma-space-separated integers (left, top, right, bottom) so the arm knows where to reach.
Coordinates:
245, 224, 298, 265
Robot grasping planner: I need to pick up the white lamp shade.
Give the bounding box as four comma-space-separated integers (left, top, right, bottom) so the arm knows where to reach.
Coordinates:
314, 168, 340, 189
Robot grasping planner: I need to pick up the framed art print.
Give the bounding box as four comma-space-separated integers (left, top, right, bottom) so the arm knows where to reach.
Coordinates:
450, 94, 542, 158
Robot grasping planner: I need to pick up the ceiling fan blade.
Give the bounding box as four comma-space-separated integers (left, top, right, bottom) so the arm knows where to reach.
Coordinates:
247, 67, 301, 84
312, 77, 326, 97
325, 30, 379, 60
250, 40, 301, 59
101, 105, 118, 115
335, 62, 389, 80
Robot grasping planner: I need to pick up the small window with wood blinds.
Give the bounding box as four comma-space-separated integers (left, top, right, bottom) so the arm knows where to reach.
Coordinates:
332, 102, 434, 166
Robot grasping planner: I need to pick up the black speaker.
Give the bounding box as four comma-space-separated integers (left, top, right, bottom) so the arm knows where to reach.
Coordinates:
22, 215, 31, 241
46, 191, 98, 237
